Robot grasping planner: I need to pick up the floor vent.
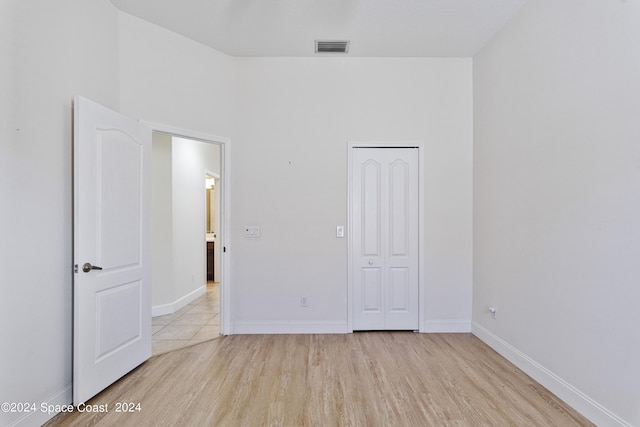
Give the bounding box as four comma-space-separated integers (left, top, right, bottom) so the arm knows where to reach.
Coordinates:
315, 40, 350, 54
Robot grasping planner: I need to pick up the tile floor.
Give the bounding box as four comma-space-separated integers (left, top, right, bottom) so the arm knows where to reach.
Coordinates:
152, 282, 221, 356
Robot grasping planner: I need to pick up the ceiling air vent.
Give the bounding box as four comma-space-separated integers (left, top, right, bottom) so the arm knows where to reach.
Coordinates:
315, 40, 350, 54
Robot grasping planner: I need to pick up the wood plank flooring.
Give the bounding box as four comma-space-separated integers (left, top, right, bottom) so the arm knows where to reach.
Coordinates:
44, 333, 593, 427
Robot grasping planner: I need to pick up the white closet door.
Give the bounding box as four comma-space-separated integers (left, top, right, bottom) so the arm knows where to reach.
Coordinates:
352, 147, 419, 330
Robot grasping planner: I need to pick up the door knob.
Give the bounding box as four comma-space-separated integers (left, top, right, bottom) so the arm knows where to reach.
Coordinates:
368, 260, 374, 265
82, 263, 103, 273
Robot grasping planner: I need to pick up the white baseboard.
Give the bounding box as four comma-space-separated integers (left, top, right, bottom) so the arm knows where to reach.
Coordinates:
152, 285, 206, 317
232, 321, 349, 334
232, 320, 472, 335
472, 322, 631, 427
422, 319, 471, 333
7, 384, 71, 427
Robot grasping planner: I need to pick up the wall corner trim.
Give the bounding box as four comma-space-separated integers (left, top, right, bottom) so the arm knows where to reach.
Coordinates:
471, 322, 632, 427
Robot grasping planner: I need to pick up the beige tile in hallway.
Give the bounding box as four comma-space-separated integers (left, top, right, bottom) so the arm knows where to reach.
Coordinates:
152, 282, 221, 356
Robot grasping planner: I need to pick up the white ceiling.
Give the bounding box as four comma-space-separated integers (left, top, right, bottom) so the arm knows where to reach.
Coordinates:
109, 0, 528, 57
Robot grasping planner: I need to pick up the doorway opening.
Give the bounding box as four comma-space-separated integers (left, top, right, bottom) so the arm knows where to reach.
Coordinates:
205, 171, 220, 282
147, 125, 231, 354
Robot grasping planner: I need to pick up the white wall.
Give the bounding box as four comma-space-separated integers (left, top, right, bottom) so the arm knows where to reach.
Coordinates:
231, 58, 473, 333
473, 1, 640, 425
117, 13, 235, 138
116, 20, 475, 333
151, 132, 174, 307
0, 1, 120, 426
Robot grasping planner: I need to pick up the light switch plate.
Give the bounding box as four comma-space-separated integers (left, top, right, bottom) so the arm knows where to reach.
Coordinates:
244, 226, 260, 238
336, 226, 344, 238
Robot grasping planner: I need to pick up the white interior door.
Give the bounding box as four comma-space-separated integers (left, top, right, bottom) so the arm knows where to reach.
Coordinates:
73, 96, 151, 405
351, 147, 419, 330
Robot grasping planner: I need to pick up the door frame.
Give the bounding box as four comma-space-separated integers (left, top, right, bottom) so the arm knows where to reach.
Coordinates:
142, 121, 232, 335
347, 141, 425, 333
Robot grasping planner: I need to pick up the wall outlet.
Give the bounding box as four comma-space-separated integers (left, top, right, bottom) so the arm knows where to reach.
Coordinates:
300, 296, 309, 307
489, 306, 497, 319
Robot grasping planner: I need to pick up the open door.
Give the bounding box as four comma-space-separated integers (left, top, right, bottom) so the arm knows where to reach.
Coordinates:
73, 96, 151, 405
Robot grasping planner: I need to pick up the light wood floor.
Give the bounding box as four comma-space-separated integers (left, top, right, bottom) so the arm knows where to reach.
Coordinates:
45, 333, 593, 427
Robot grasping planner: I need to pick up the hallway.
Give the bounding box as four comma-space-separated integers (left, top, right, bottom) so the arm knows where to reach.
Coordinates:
151, 282, 220, 355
